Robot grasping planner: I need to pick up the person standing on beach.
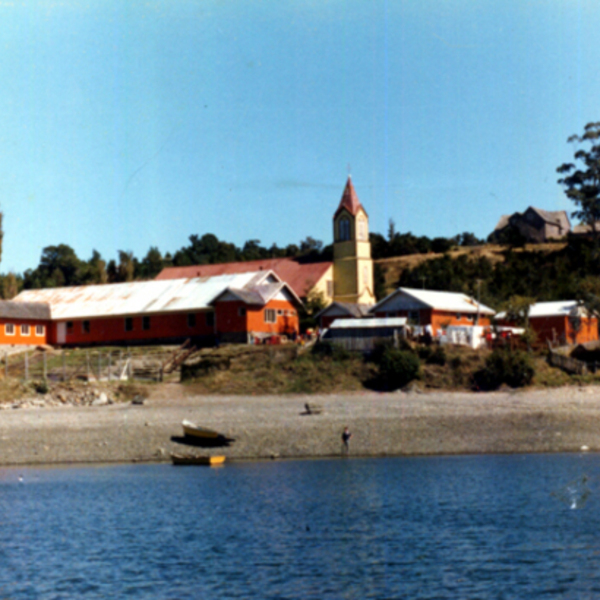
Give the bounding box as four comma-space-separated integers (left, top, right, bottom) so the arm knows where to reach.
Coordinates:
341, 426, 352, 455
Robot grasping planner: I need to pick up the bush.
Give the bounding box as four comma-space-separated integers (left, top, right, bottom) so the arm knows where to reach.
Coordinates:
376, 347, 420, 390
474, 349, 534, 390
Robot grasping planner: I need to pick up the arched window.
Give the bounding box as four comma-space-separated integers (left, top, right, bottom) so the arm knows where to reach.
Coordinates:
338, 217, 350, 241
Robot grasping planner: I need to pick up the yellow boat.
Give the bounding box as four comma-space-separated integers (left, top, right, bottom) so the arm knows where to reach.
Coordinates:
182, 419, 223, 440
170, 453, 226, 466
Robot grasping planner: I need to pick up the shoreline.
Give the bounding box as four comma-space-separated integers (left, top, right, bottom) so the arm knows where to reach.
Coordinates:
1, 385, 600, 466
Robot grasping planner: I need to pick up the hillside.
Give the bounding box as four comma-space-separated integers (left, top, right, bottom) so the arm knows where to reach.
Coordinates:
375, 242, 568, 298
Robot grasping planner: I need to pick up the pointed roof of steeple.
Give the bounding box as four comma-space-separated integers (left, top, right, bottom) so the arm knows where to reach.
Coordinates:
334, 176, 367, 219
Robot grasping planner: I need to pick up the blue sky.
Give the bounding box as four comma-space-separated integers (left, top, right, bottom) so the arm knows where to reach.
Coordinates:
0, 0, 598, 273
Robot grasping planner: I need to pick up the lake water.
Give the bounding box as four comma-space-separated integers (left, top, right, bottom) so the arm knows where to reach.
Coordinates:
0, 454, 599, 599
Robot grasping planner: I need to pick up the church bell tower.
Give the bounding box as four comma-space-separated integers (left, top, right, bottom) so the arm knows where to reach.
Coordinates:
332, 177, 375, 305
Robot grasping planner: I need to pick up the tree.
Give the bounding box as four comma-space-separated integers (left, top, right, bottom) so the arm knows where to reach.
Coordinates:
117, 250, 135, 282
557, 122, 600, 239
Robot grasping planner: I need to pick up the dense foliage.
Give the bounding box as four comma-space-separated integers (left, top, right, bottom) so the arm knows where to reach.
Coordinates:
474, 349, 534, 390
374, 346, 421, 390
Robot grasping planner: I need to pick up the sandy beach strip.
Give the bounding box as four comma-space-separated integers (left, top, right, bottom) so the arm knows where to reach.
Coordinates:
0, 386, 599, 466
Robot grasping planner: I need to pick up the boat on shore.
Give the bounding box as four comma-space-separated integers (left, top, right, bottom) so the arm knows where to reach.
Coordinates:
181, 419, 234, 445
182, 419, 222, 439
170, 453, 226, 466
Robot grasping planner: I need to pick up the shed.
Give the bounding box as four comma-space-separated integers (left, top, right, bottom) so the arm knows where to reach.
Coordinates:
320, 317, 407, 352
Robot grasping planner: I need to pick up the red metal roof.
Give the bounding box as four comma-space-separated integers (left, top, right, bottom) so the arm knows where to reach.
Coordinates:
334, 176, 367, 219
156, 258, 332, 298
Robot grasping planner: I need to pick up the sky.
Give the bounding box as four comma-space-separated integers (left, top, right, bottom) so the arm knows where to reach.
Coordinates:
0, 0, 599, 273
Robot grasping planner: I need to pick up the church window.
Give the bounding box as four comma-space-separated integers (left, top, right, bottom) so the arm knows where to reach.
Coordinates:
338, 217, 350, 241
327, 280, 333, 297
362, 265, 369, 286
358, 218, 367, 240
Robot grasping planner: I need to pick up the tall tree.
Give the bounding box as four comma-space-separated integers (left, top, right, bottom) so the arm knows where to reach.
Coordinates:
557, 122, 600, 239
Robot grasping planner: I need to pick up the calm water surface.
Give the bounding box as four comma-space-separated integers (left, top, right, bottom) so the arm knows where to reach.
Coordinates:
0, 454, 599, 598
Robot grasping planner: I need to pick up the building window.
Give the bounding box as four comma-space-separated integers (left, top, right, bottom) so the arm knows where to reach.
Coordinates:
238, 307, 247, 317
358, 217, 367, 240
188, 313, 196, 328
338, 217, 351, 241
5, 324, 14, 336
125, 317, 133, 332
20, 324, 30, 336
362, 265, 369, 286
456, 313, 462, 320
327, 280, 333, 297
82, 320, 90, 334
408, 311, 420, 325
206, 312, 215, 327
66, 321, 73, 333
264, 309, 276, 323
277, 309, 283, 316
35, 325, 45, 336
142, 316, 150, 331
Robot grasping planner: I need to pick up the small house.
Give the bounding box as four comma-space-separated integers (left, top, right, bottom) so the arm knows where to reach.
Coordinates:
495, 301, 598, 346
320, 317, 407, 352
370, 287, 495, 337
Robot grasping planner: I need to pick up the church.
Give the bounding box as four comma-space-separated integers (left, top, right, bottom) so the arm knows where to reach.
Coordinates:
156, 176, 376, 309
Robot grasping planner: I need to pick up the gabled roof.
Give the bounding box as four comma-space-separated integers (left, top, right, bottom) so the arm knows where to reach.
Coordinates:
493, 214, 512, 232
210, 282, 302, 307
327, 317, 407, 330
496, 300, 589, 320
13, 271, 285, 320
333, 176, 367, 219
0, 300, 50, 320
155, 258, 331, 299
527, 207, 570, 230
371, 287, 495, 316
315, 301, 372, 320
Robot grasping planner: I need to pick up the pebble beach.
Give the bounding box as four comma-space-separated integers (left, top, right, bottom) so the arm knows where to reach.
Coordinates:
0, 385, 600, 466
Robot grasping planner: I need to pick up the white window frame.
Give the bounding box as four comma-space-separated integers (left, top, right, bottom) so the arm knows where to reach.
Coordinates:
20, 324, 30, 336
35, 325, 45, 337
264, 309, 276, 323
5, 323, 14, 336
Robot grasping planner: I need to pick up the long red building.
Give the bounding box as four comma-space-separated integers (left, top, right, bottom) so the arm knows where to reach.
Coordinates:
8, 270, 301, 347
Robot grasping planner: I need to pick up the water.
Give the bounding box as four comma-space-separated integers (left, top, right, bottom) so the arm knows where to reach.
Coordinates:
0, 454, 599, 599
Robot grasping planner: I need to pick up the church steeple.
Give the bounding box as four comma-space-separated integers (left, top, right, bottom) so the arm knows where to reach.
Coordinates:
332, 178, 375, 306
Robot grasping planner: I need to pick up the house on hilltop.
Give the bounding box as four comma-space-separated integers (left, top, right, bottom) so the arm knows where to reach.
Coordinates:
491, 207, 570, 243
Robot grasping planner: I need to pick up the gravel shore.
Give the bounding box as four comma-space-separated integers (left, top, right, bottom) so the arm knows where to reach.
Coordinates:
1, 384, 600, 466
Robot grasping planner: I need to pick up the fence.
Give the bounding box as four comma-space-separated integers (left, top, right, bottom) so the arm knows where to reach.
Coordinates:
1, 347, 180, 383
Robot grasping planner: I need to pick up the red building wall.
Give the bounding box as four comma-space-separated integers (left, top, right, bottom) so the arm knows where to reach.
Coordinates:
528, 315, 598, 345
0, 319, 48, 345
215, 299, 299, 340
48, 311, 215, 346
374, 308, 490, 335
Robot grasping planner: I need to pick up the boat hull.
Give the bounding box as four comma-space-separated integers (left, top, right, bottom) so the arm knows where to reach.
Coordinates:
171, 453, 226, 466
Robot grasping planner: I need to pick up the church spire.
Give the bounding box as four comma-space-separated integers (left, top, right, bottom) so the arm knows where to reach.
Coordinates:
334, 176, 367, 219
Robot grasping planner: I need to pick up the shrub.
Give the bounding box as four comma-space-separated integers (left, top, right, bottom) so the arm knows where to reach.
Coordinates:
474, 349, 534, 390
376, 347, 421, 390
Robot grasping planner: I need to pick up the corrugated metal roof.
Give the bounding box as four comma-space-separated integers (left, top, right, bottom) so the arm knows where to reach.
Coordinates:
13, 271, 277, 320
496, 301, 585, 320
372, 288, 495, 315
316, 302, 372, 320
0, 301, 50, 320
329, 317, 407, 329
